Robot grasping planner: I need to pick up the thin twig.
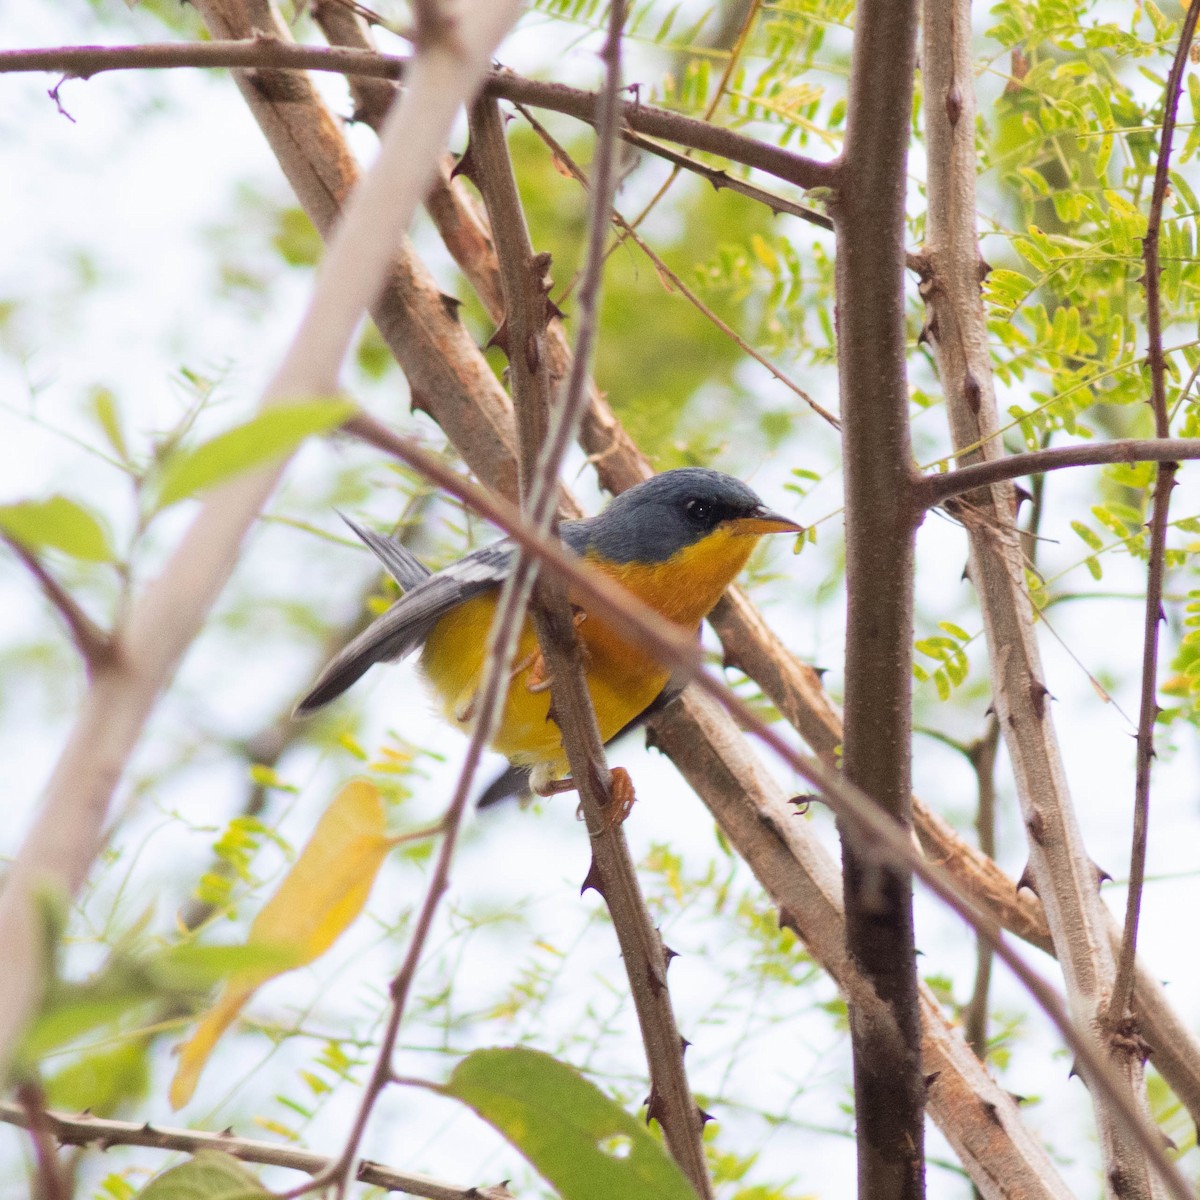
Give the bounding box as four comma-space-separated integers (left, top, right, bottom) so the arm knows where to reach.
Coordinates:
0, 1101, 513, 1200
1, 535, 114, 672
515, 103, 839, 430
339, 408, 1195, 1200
618, 0, 765, 236
0, 41, 836, 189
918, 438, 1200, 507
1107, 0, 1199, 1025
620, 128, 833, 229
962, 717, 1000, 1062
15, 1085, 67, 1200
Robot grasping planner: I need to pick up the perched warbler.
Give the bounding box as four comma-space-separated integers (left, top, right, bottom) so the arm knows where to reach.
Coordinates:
295, 468, 801, 810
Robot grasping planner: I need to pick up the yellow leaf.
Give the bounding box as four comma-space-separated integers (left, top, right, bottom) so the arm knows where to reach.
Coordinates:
170, 780, 392, 1108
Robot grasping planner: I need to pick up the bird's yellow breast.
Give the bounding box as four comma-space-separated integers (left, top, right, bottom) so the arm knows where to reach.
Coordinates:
419, 525, 760, 775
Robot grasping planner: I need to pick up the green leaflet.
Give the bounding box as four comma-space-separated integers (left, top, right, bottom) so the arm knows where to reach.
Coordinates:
442, 1047, 698, 1200
136, 1152, 267, 1200
0, 495, 113, 562
156, 398, 354, 507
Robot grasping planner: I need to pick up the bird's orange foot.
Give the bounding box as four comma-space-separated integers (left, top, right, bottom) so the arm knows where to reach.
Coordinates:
524, 610, 590, 694
606, 767, 636, 827
533, 766, 637, 828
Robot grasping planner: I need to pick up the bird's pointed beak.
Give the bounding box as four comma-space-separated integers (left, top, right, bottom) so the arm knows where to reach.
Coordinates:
733, 505, 805, 536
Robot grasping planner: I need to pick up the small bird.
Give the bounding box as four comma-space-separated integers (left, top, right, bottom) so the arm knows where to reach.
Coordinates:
296, 468, 801, 813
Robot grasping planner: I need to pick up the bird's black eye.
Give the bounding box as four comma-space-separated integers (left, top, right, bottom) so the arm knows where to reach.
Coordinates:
685, 498, 713, 526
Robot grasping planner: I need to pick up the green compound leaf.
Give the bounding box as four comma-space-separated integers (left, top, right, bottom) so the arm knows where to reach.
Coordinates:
156, 398, 354, 507
137, 1152, 267, 1200
0, 495, 114, 562
442, 1047, 698, 1200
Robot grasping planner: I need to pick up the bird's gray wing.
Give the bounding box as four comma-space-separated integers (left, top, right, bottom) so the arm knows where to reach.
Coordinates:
338, 512, 433, 591
294, 539, 515, 715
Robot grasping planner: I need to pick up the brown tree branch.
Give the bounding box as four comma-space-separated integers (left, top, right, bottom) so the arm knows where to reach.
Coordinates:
710, 566, 1200, 1131
616, 0, 765, 239
919, 0, 1168, 1190
1, 535, 114, 673
961, 720, 1000, 1064
6, 9, 1197, 1196
617, 129, 834, 229
0, 41, 836, 189
0, 1101, 514, 1199
648, 690, 1074, 1200
1108, 1, 1200, 1026
323, 5, 1200, 1162
918, 439, 1200, 508
830, 0, 925, 1192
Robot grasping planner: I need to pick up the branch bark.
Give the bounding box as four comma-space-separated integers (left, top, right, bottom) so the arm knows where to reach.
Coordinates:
648, 689, 1073, 1200
315, 1, 1200, 1151
918, 438, 1200, 508
920, 0, 1167, 1192
343, 407, 1194, 1199
1108, 1, 1199, 1024
322, 0, 1200, 1162
0, 40, 834, 189
0, 1102, 514, 1200
830, 0, 925, 1193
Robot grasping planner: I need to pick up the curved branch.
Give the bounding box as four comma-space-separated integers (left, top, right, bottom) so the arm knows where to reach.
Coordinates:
0, 1102, 512, 1200
918, 438, 1200, 508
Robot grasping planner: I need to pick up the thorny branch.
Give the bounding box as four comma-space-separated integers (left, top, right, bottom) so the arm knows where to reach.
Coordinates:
328, 0, 1200, 1156
0, 40, 836, 190
0, 1101, 513, 1200
920, 0, 1167, 1188
7, 11, 1200, 1200
307, 17, 1127, 1184
1108, 0, 1200, 1025
615, 0, 765, 238
918, 438, 1200, 508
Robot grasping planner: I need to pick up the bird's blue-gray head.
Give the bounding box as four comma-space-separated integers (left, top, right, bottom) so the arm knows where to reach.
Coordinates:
580, 467, 800, 564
